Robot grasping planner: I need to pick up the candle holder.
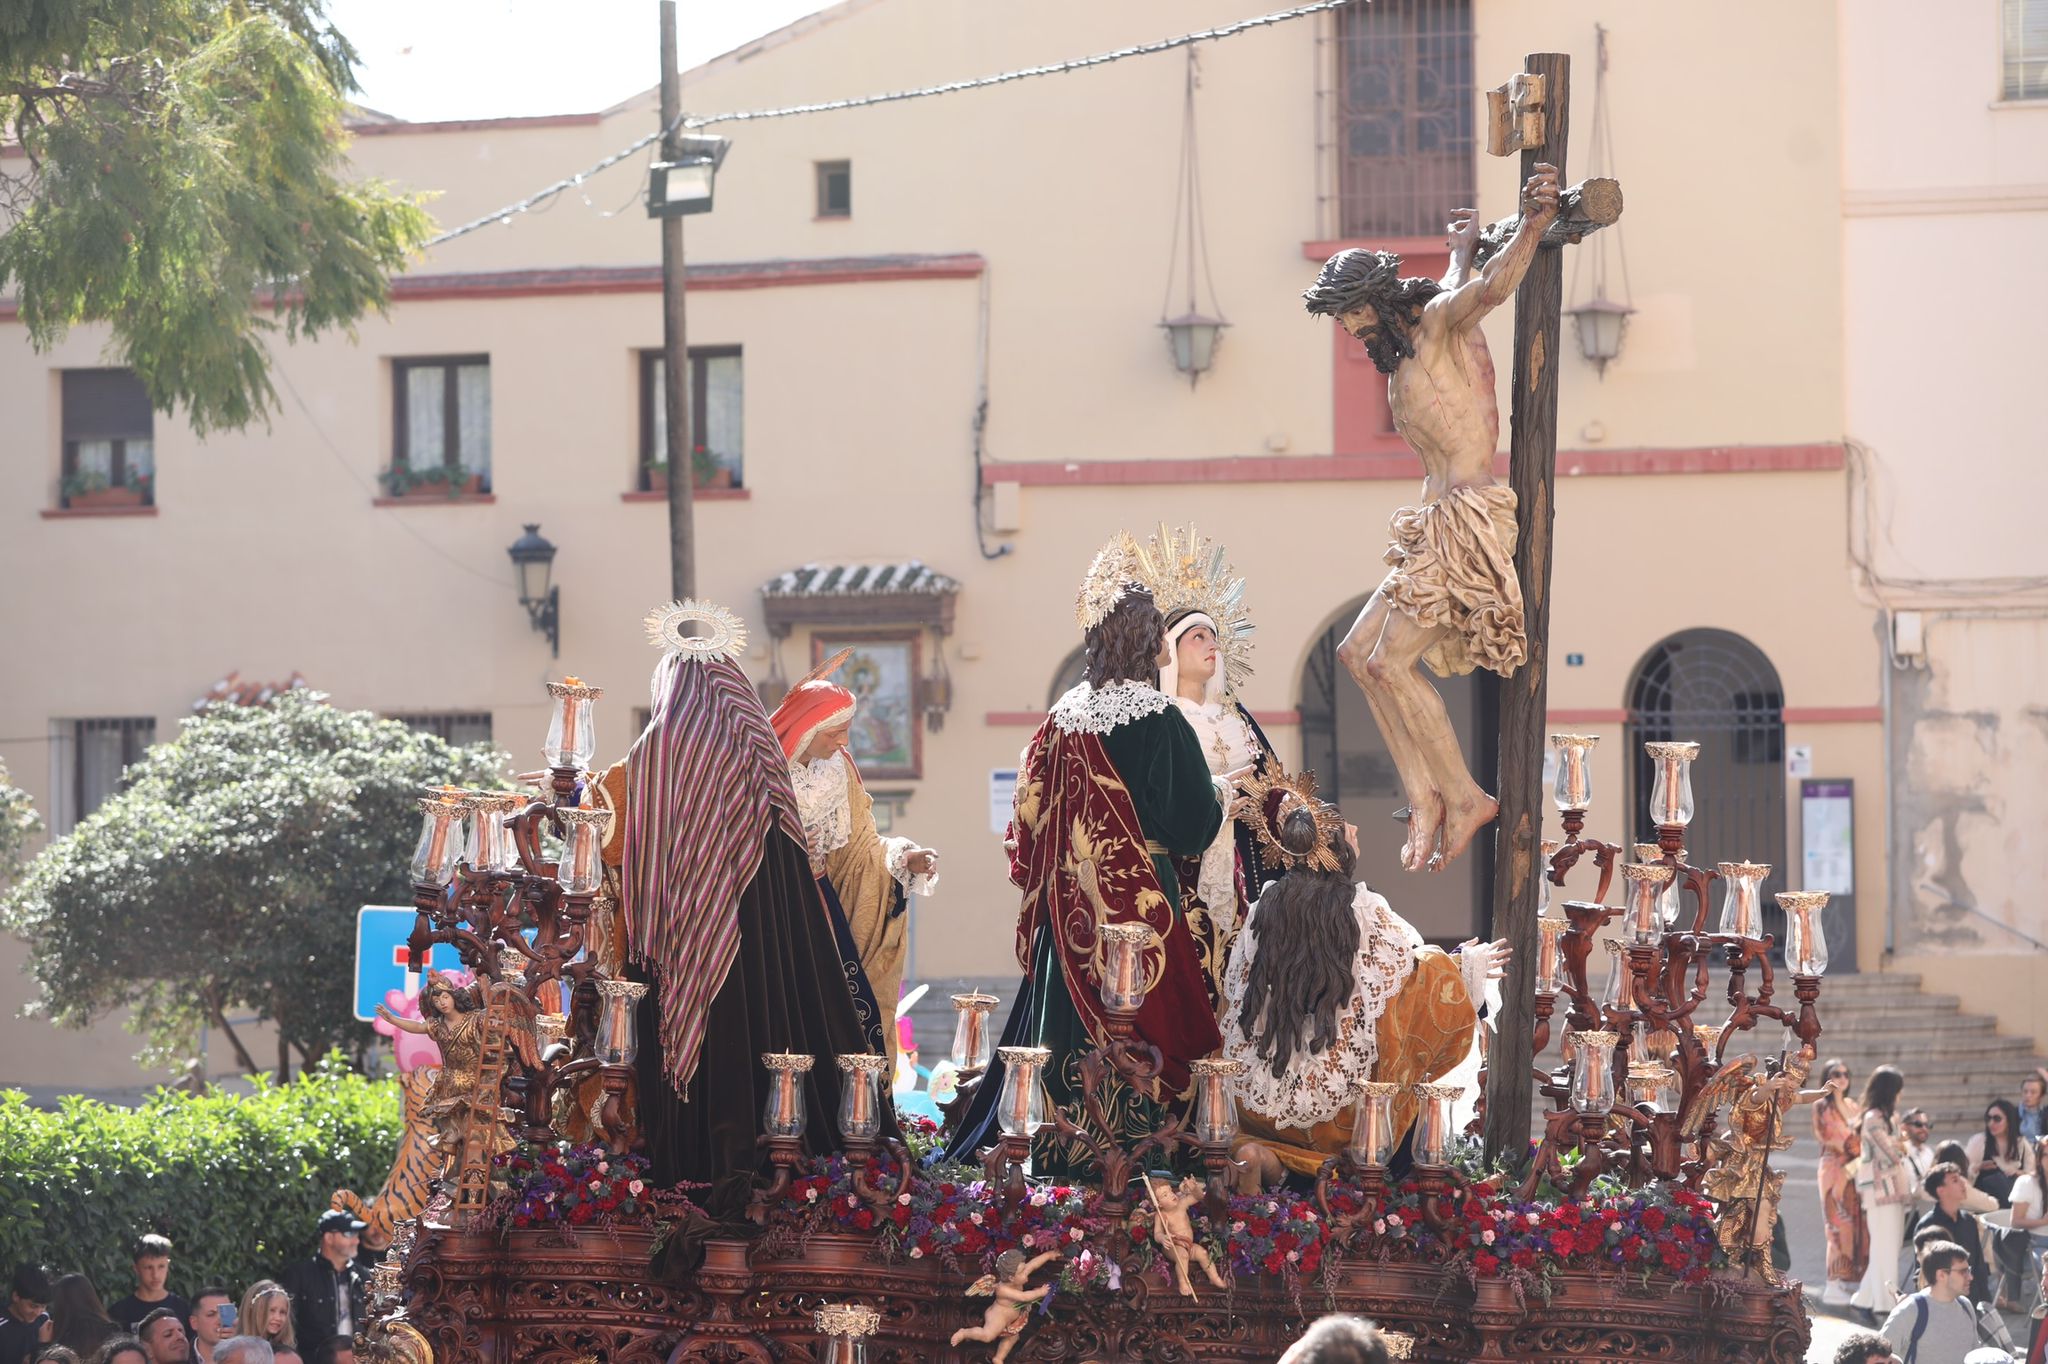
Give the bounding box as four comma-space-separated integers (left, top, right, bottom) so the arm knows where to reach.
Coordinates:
1716, 862, 1770, 938
1316, 1080, 1397, 1233
938, 990, 999, 1135
1621, 861, 1674, 947
1188, 1056, 1246, 1215
1778, 890, 1829, 978
1092, 923, 1164, 1091
543, 678, 602, 772
409, 788, 468, 889
1550, 732, 1597, 815
1410, 1082, 1467, 1228
749, 1053, 814, 1221
986, 1045, 1049, 1209
836, 1053, 910, 1210
555, 806, 612, 896
592, 979, 646, 1067
812, 1302, 880, 1364
1644, 741, 1700, 833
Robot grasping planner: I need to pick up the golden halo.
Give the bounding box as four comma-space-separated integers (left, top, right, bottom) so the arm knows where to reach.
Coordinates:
1238, 765, 1346, 873
1135, 522, 1256, 700
642, 598, 748, 663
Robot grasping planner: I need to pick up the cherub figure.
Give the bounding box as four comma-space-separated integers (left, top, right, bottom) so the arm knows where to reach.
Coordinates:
953, 1248, 1063, 1362
1142, 1173, 1226, 1300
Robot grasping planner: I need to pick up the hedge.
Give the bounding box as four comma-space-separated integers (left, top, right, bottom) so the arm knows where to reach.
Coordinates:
0, 1057, 401, 1298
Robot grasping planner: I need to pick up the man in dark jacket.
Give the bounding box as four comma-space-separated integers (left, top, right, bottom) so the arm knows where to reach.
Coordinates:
278, 1212, 366, 1351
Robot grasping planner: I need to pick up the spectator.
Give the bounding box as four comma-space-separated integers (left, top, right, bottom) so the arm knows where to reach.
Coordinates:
276, 1214, 364, 1356
45, 1277, 118, 1360
1817, 1058, 1872, 1305
1999, 1135, 2048, 1309
271, 1352, 300, 1364
132, 1311, 185, 1364
1276, 1314, 1391, 1364
1857, 1066, 1915, 1321
1, 1265, 53, 1364
93, 1340, 147, 1364
306, 1341, 352, 1364
1883, 1241, 1984, 1363
1831, 1329, 1900, 1363
186, 1291, 233, 1364
231, 1285, 291, 1355
32, 1350, 80, 1364
1968, 1100, 2038, 1209
1936, 1143, 2005, 1214
106, 1239, 187, 1336
211, 1345, 271, 1364
2019, 1072, 2048, 1142
1919, 1164, 1994, 1303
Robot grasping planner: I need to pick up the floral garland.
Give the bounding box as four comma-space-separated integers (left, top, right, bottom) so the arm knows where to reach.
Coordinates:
490, 1141, 700, 1231
770, 1157, 1723, 1300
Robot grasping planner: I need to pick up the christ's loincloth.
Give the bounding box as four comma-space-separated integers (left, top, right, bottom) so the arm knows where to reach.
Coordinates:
1381, 483, 1527, 678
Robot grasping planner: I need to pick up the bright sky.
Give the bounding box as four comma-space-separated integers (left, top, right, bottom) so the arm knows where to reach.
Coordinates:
326, 0, 842, 122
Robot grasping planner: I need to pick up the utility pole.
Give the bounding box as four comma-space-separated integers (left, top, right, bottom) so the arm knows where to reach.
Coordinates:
659, 0, 695, 600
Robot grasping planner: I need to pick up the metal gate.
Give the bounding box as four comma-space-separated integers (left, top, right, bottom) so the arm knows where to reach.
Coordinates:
1625, 630, 1788, 944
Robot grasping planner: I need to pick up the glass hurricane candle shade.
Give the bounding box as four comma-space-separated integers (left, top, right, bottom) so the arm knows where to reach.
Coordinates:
1778, 891, 1831, 975
469, 792, 528, 874
1716, 862, 1771, 938
1096, 922, 1152, 1015
1626, 1062, 1680, 1112
1570, 1031, 1620, 1115
761, 1053, 814, 1139
556, 807, 613, 894
409, 790, 467, 887
593, 979, 648, 1066
1644, 741, 1700, 828
1410, 1083, 1463, 1168
542, 680, 603, 770
1633, 843, 1687, 926
1621, 862, 1674, 946
1550, 734, 1597, 811
813, 1304, 879, 1364
1347, 1081, 1402, 1168
1600, 938, 1636, 1013
835, 1053, 888, 1141
1537, 839, 1561, 916
1534, 917, 1566, 996
949, 991, 998, 1071
1188, 1057, 1246, 1145
995, 1046, 1050, 1137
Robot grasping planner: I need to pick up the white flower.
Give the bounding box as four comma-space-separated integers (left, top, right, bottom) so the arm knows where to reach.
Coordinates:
806, 1188, 819, 1203
1231, 1221, 1246, 1234
1303, 1208, 1317, 1222
1372, 1218, 1386, 1235
1030, 1191, 1049, 1208
1481, 1229, 1496, 1245
970, 1212, 984, 1226
1287, 1249, 1300, 1262
588, 1179, 603, 1192
597, 1161, 610, 1174
629, 1180, 645, 1196
1527, 1211, 1542, 1227
1022, 1233, 1036, 1247
909, 1246, 923, 1259
1386, 1213, 1403, 1228
1264, 1201, 1278, 1214
898, 1193, 912, 1206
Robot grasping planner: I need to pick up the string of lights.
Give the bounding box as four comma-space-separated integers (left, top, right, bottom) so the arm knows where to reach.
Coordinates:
420, 0, 1350, 249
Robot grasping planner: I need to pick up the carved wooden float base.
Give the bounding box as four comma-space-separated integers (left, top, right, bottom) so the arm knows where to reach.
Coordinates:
387, 1228, 1810, 1363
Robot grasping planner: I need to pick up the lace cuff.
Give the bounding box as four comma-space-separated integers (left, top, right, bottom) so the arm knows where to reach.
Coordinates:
884, 836, 938, 897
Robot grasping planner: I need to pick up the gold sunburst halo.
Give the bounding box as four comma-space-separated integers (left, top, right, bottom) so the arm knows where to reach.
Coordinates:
1237, 765, 1345, 873
1134, 522, 1256, 699
642, 599, 748, 663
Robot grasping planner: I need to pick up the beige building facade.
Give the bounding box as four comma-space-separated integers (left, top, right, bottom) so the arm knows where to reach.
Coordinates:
1, 0, 1969, 1097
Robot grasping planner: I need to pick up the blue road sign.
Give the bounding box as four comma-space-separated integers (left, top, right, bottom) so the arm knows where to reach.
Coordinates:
354, 906, 443, 1021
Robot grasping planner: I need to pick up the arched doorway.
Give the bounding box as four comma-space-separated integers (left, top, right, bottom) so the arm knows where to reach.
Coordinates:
1047, 647, 1086, 705
1298, 599, 1496, 943
1625, 629, 1789, 943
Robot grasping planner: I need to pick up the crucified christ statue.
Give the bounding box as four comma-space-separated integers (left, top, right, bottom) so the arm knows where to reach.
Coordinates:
1304, 163, 1561, 873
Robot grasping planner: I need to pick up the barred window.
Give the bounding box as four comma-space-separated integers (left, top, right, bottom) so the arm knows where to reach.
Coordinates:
2005, 0, 2048, 100
1334, 0, 1476, 237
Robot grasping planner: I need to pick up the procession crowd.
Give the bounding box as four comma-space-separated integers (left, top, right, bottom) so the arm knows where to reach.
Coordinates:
1811, 1063, 2048, 1363
1, 1216, 367, 1364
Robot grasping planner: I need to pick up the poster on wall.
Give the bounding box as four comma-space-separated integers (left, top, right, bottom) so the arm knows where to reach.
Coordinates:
1800, 779, 1854, 895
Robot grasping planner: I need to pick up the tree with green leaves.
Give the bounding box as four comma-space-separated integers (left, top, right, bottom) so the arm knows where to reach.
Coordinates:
0, 0, 435, 433
0, 757, 38, 884
0, 691, 500, 1080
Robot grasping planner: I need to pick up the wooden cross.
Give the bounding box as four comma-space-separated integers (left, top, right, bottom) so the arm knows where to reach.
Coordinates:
1481, 52, 1625, 1164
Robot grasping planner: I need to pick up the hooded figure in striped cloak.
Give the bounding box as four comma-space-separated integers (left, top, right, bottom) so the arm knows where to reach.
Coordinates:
592, 600, 883, 1204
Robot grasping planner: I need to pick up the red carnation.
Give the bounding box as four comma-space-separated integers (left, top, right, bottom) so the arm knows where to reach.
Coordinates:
1641, 1207, 1667, 1232
1474, 1250, 1499, 1273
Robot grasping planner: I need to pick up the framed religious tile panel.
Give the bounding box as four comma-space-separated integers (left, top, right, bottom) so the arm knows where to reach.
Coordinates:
812, 631, 923, 779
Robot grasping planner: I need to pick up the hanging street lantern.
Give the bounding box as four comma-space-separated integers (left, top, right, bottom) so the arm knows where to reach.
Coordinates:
1161, 312, 1229, 383
506, 523, 561, 656
1568, 296, 1635, 377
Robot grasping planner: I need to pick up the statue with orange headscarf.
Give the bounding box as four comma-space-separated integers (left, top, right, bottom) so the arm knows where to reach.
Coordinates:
768, 651, 940, 1064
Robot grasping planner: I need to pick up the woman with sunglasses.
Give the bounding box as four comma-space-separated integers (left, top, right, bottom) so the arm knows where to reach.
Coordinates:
1968, 1099, 2039, 1209
1815, 1057, 1870, 1306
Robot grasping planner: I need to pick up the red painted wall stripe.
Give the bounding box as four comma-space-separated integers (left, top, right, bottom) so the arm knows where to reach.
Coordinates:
1783, 706, 1883, 724
979, 445, 1842, 487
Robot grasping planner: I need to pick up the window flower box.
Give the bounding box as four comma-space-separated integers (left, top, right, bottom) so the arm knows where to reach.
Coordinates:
382, 466, 486, 499
62, 469, 153, 510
